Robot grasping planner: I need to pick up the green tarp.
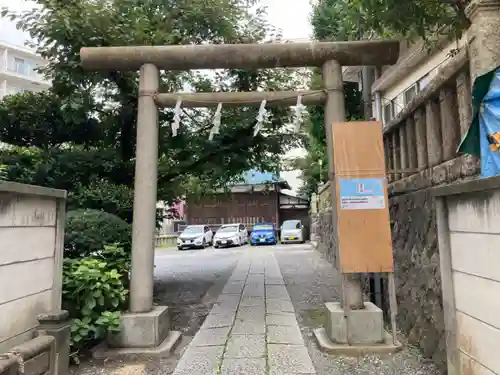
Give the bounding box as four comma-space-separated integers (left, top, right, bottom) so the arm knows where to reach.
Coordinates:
458, 68, 497, 156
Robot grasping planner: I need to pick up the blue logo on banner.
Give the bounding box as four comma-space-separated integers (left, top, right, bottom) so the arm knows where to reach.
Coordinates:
339, 178, 385, 198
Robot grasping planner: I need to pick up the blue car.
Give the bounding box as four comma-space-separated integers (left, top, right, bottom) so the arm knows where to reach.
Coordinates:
250, 223, 277, 246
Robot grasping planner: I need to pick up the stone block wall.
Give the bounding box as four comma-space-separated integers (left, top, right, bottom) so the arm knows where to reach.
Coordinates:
389, 190, 446, 371
316, 208, 336, 266
314, 188, 447, 372
314, 156, 479, 369
313, 2, 500, 373
0, 181, 66, 353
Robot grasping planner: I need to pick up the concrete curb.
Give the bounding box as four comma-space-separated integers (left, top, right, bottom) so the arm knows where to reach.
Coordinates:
313, 328, 403, 356
92, 330, 182, 359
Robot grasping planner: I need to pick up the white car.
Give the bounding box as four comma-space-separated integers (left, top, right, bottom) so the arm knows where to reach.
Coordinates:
280, 219, 305, 244
213, 223, 248, 248
177, 225, 213, 250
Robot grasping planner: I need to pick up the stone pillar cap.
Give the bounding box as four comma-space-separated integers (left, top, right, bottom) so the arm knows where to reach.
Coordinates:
466, 0, 500, 19
37, 310, 70, 323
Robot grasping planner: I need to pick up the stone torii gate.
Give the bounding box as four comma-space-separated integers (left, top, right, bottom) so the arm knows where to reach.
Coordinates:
80, 40, 399, 352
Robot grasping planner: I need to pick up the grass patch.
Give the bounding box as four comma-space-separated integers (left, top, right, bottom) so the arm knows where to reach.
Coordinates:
158, 242, 176, 249
303, 308, 327, 328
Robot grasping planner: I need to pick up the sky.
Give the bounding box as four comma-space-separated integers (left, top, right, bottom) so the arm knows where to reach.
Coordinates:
0, 0, 34, 45
261, 0, 312, 193
0, 0, 313, 193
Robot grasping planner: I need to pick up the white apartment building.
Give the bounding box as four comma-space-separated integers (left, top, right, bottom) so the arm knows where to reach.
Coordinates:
0, 40, 50, 99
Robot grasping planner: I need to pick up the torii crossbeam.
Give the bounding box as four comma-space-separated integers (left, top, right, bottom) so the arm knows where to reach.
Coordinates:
80, 40, 399, 71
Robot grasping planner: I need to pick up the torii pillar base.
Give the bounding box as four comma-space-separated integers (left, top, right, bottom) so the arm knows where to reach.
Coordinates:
92, 306, 182, 358
313, 302, 402, 356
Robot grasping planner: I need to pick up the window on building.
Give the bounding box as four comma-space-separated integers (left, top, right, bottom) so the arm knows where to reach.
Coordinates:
404, 84, 418, 105
383, 102, 394, 124
14, 58, 26, 75
25, 61, 35, 77
394, 94, 404, 116
418, 74, 431, 91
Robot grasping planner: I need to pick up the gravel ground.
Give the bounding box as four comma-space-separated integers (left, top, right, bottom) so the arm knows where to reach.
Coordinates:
68, 248, 240, 375
68, 244, 441, 375
274, 245, 441, 375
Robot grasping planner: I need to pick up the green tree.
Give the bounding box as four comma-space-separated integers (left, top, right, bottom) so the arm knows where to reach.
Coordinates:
292, 0, 367, 197
310, 0, 470, 42
0, 0, 304, 221
297, 0, 471, 196
293, 79, 362, 197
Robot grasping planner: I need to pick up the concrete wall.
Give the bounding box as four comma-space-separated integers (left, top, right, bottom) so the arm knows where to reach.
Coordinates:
434, 176, 500, 375
0, 181, 66, 353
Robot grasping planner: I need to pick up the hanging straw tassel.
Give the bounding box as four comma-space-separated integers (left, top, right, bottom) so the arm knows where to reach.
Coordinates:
254, 100, 267, 136
293, 95, 305, 133
171, 100, 182, 136
209, 102, 222, 141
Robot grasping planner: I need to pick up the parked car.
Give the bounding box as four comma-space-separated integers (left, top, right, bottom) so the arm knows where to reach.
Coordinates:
280, 219, 305, 244
249, 222, 277, 245
177, 225, 213, 250
214, 223, 248, 248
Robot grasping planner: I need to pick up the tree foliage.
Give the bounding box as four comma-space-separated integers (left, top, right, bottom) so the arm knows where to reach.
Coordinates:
64, 209, 132, 258
310, 0, 471, 42
0, 0, 304, 223
292, 0, 369, 197
296, 0, 472, 196
0, 1, 310, 355
294, 79, 362, 197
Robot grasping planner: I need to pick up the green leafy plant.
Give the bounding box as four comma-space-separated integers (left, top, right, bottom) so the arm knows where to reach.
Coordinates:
63, 256, 128, 357
64, 209, 132, 258
0, 164, 7, 180
95, 244, 131, 281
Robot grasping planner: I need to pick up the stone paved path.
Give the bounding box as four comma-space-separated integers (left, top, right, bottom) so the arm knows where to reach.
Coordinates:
172, 252, 316, 375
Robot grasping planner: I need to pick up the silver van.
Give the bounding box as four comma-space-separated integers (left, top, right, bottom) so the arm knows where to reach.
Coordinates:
280, 219, 305, 244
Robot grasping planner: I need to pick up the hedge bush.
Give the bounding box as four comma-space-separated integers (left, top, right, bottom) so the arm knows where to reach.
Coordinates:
67, 179, 134, 223
64, 209, 131, 258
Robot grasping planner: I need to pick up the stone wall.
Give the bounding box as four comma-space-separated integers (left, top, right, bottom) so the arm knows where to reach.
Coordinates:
314, 155, 479, 373
0, 181, 66, 352
313, 2, 500, 373
314, 189, 446, 371
388, 156, 479, 373
375, 39, 474, 373
315, 182, 338, 267
389, 190, 446, 371
316, 208, 336, 266
386, 146, 479, 373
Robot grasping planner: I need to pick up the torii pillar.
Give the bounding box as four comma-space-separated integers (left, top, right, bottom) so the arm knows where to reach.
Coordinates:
80, 40, 399, 353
